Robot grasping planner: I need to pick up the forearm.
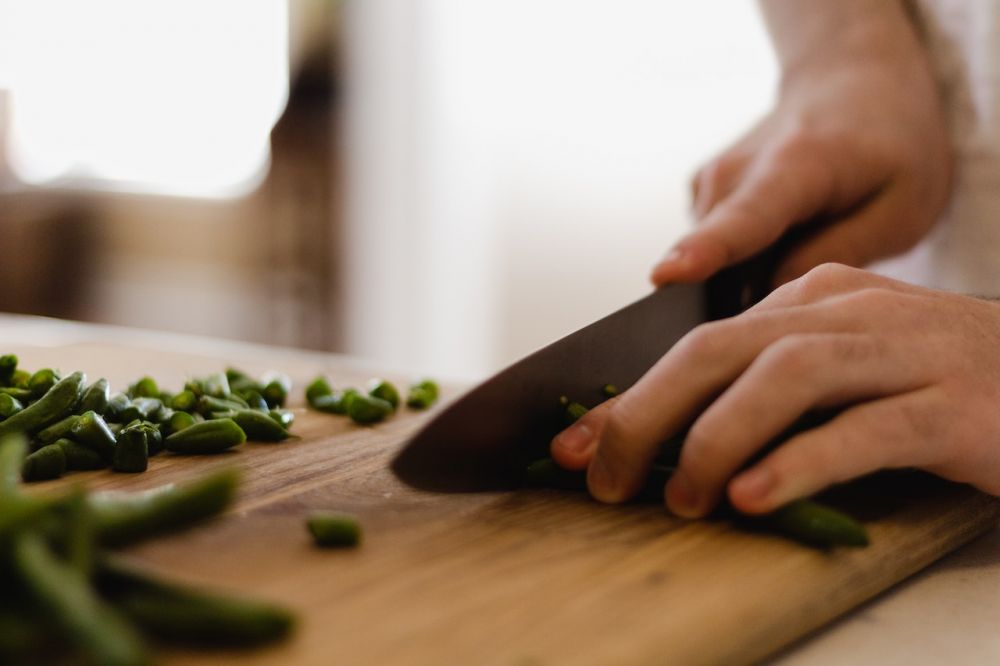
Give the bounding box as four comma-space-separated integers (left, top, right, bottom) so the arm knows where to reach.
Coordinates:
759, 0, 925, 84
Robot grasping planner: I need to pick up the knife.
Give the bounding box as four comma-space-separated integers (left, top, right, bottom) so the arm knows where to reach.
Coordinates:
391, 252, 777, 492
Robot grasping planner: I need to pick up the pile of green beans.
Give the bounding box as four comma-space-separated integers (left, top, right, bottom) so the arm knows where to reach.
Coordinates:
531, 392, 869, 550
305, 376, 439, 425
0, 435, 295, 665
0, 356, 298, 483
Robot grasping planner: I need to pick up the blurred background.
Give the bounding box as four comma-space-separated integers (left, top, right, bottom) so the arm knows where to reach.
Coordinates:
0, 0, 776, 381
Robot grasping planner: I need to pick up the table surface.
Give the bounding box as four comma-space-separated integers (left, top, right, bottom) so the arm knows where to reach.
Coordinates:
3, 314, 999, 666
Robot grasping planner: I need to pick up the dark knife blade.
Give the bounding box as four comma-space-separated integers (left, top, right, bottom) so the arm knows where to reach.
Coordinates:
391, 282, 712, 492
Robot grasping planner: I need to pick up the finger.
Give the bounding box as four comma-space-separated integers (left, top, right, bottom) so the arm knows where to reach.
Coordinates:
550, 396, 621, 471
667, 333, 929, 518
651, 140, 837, 286
749, 263, 926, 313
585, 302, 863, 504
691, 152, 751, 220
773, 186, 928, 285
727, 387, 945, 514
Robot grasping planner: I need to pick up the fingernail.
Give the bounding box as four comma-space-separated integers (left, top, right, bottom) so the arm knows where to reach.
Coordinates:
659, 247, 686, 268
666, 472, 700, 518
732, 467, 775, 503
587, 455, 617, 501
555, 422, 593, 455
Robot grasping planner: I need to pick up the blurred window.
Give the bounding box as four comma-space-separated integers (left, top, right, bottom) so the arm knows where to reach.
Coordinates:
0, 0, 289, 198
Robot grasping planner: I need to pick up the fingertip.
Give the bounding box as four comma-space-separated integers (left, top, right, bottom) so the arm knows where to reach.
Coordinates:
550, 422, 596, 471
728, 466, 779, 515
665, 471, 705, 518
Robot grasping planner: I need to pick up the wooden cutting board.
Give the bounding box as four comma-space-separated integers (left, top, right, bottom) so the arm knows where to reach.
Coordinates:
7, 319, 1000, 666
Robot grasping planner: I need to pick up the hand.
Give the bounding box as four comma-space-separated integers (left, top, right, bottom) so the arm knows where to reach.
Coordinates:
651, 17, 952, 287
551, 264, 1000, 516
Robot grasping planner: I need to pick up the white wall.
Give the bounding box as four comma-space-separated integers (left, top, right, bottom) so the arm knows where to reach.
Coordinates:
343, 0, 777, 381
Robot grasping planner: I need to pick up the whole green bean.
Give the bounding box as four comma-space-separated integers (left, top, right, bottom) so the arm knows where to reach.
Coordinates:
90, 468, 240, 548
0, 371, 85, 438
98, 556, 295, 647
164, 418, 245, 454
306, 512, 362, 548
79, 378, 111, 415
21, 443, 66, 482
11, 533, 148, 666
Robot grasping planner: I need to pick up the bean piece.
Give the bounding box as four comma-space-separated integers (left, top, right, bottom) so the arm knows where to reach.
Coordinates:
307, 512, 362, 547
164, 418, 246, 455
21, 443, 67, 482
367, 379, 400, 410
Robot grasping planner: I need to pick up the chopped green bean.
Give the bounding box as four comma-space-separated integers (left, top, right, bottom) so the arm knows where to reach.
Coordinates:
0, 393, 23, 420
104, 392, 131, 423
56, 438, 106, 471
21, 443, 67, 482
306, 512, 362, 548
119, 398, 162, 425
0, 371, 85, 438
601, 383, 619, 398
0, 354, 17, 386
28, 368, 61, 400
170, 390, 197, 413
127, 376, 159, 399
90, 468, 239, 548
268, 409, 294, 429
164, 418, 245, 455
167, 410, 196, 435
227, 410, 291, 442
347, 394, 393, 425
79, 378, 111, 415
405, 380, 439, 410
10, 369, 30, 390
367, 379, 400, 410
71, 410, 117, 462
565, 402, 588, 424
98, 556, 295, 647
113, 426, 148, 474
761, 499, 870, 548
305, 376, 333, 405
260, 372, 291, 408
37, 414, 80, 446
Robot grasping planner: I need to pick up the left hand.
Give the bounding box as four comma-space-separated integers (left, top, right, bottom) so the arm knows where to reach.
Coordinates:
550, 264, 1000, 516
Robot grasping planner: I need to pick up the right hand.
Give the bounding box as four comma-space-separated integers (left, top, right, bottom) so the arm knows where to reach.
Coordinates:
650, 32, 953, 287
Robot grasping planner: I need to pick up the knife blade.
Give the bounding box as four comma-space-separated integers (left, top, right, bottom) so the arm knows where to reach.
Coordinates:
390, 254, 774, 493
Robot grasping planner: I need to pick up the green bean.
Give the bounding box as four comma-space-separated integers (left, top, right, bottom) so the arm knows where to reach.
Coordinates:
104, 392, 131, 423
10, 369, 30, 390
98, 556, 295, 647
0, 353, 17, 386
56, 438, 106, 471
71, 410, 117, 462
167, 410, 196, 435
28, 368, 60, 400
113, 426, 148, 474
119, 398, 162, 425
227, 410, 291, 442
154, 406, 174, 428
268, 409, 295, 429
0, 371, 85, 438
196, 395, 247, 417
21, 443, 66, 482
367, 379, 400, 410
127, 376, 159, 399
170, 389, 197, 412
601, 383, 619, 398
200, 372, 231, 399
36, 414, 80, 446
523, 458, 587, 492
0, 393, 23, 420
164, 418, 245, 455
79, 378, 111, 415
239, 390, 269, 412
762, 499, 869, 548
405, 379, 439, 410
347, 394, 393, 425
305, 376, 333, 404
157, 390, 175, 405
306, 512, 362, 548
139, 422, 163, 456
311, 389, 358, 415
11, 533, 148, 666
90, 468, 239, 548
260, 372, 290, 408
0, 433, 27, 493
0, 387, 32, 401
565, 401, 588, 424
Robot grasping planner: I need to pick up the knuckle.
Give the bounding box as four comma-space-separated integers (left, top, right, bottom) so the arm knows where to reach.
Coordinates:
677, 320, 735, 362
757, 335, 820, 379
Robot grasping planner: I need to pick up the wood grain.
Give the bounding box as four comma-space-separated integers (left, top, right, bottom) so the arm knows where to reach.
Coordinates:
5, 319, 999, 666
